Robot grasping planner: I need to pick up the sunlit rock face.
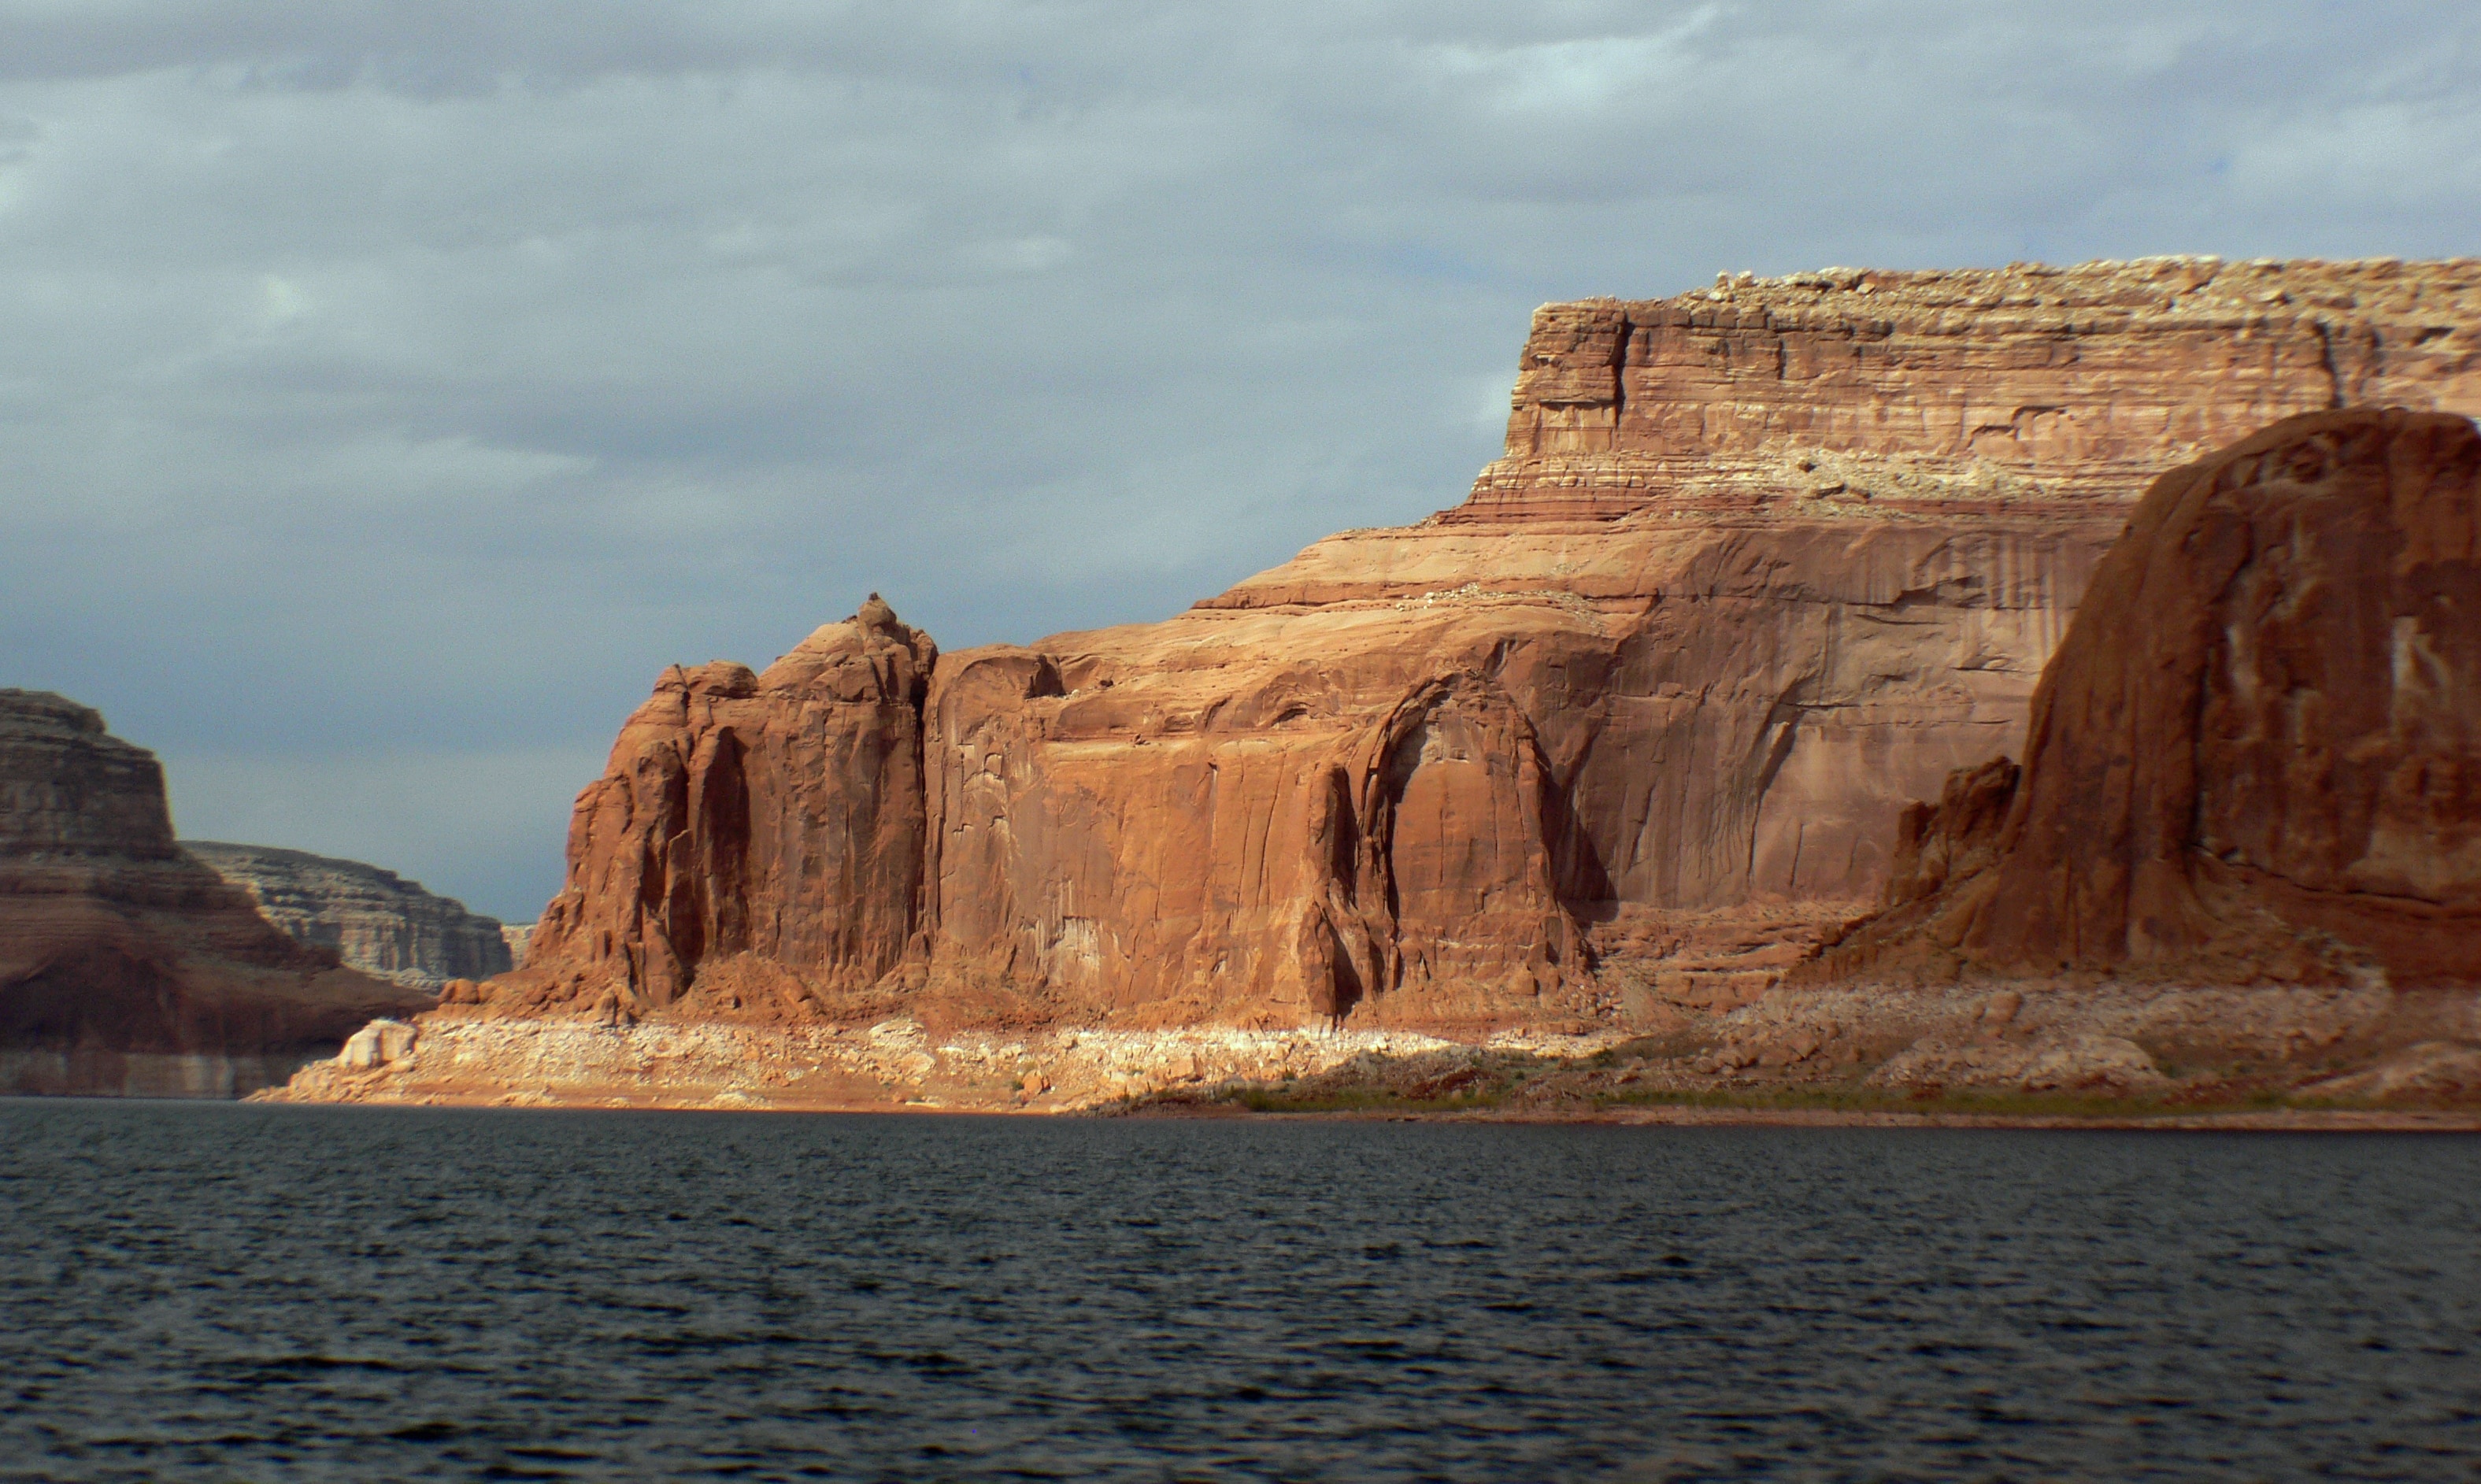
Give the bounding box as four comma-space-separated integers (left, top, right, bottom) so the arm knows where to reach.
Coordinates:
485, 260, 2481, 1033
1461, 257, 2481, 522
508, 600, 939, 1023
0, 691, 427, 1095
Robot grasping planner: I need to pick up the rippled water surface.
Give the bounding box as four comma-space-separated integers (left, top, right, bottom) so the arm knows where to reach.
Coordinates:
2, 1101, 2477, 1482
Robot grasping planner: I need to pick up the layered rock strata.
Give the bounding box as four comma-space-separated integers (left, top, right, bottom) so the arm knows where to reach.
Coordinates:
187, 841, 512, 991
0, 692, 428, 1095
432, 259, 2480, 1049
1462, 257, 2481, 522
1813, 409, 2481, 988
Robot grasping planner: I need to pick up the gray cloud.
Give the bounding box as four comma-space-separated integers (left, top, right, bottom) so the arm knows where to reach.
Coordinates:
3, 0, 2476, 918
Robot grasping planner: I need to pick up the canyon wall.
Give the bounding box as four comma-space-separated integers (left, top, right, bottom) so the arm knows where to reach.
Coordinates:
1813, 408, 2481, 989
0, 691, 430, 1094
479, 259, 2481, 1035
187, 841, 512, 991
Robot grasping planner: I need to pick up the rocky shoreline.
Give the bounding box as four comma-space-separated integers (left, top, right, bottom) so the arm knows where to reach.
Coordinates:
258, 978, 2481, 1124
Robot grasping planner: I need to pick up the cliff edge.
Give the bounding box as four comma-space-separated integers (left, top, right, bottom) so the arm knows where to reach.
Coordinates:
1456, 257, 2481, 522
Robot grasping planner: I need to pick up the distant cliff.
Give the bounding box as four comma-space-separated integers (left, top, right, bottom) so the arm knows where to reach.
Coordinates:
186, 842, 512, 992
0, 691, 428, 1096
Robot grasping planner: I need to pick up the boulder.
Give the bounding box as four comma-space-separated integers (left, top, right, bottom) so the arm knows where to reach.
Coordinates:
339, 1018, 418, 1070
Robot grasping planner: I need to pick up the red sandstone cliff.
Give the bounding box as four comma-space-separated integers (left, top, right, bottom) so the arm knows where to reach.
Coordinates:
493, 598, 936, 1022
0, 690, 429, 1094
1463, 257, 2481, 521
1814, 409, 2481, 988
480, 258, 2481, 1034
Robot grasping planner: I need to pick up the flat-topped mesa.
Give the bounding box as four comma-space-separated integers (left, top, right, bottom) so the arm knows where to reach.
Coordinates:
1453, 257, 2481, 525
341, 261, 2481, 1074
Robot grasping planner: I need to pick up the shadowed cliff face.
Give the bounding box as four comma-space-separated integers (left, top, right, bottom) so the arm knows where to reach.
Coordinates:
0, 690, 182, 862
487, 261, 2481, 1032
0, 691, 430, 1094
1816, 409, 2481, 988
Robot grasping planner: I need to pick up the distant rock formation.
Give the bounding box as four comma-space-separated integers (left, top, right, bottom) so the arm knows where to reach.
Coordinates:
472, 259, 2481, 1037
186, 842, 512, 992
0, 691, 429, 1095
500, 923, 531, 968
1814, 409, 2481, 987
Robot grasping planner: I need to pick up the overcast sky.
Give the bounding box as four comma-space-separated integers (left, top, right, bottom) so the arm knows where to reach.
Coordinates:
3, 1, 2476, 921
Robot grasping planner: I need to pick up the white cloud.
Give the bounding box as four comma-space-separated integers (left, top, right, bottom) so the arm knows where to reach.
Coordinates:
1424, 8, 1721, 117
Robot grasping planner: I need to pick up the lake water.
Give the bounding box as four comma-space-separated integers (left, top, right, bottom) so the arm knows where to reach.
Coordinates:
2, 1101, 2475, 1482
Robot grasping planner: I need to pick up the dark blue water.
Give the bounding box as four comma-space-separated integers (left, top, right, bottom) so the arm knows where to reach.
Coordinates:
2, 1102, 2475, 1482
